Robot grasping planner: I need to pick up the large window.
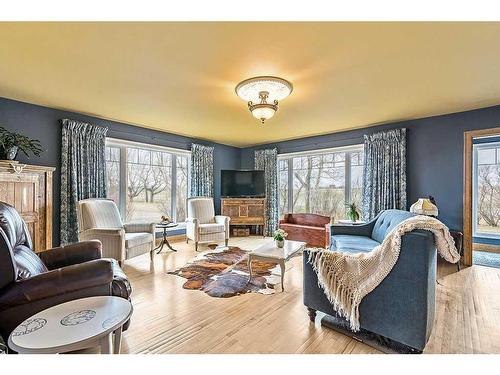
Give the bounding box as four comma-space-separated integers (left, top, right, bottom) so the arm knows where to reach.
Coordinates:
105, 139, 190, 224
473, 141, 500, 238
278, 146, 364, 221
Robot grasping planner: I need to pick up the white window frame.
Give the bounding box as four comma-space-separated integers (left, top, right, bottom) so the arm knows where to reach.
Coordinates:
105, 137, 191, 224
277, 144, 364, 215
472, 141, 500, 239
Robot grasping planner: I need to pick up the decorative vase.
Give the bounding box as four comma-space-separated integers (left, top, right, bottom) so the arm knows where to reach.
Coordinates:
1, 146, 19, 161
275, 239, 284, 248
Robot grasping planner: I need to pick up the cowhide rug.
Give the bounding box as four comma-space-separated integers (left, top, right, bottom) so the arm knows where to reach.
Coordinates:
167, 245, 283, 297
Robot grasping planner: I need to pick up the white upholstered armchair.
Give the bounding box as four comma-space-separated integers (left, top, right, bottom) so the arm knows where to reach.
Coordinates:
186, 197, 230, 251
76, 198, 156, 266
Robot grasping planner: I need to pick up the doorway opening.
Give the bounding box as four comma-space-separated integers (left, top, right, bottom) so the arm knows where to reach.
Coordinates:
464, 127, 500, 268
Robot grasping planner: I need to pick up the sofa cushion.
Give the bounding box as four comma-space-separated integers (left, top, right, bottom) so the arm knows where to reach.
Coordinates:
125, 232, 153, 248
371, 209, 416, 243
198, 223, 225, 235
330, 235, 380, 254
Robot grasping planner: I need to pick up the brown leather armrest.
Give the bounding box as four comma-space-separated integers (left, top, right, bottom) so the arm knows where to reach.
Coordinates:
39, 240, 102, 270
0, 259, 113, 310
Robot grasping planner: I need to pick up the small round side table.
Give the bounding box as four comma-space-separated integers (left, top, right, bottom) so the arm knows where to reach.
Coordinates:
154, 222, 179, 253
8, 296, 132, 354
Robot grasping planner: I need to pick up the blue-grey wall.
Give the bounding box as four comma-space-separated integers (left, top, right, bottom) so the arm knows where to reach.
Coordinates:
241, 105, 500, 232
0, 97, 240, 246
3, 94, 500, 244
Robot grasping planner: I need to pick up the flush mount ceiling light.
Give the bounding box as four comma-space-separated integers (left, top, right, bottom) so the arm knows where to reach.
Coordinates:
235, 76, 293, 124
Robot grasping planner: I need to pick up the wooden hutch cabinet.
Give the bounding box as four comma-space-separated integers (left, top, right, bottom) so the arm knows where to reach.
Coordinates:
221, 197, 266, 235
0, 161, 55, 252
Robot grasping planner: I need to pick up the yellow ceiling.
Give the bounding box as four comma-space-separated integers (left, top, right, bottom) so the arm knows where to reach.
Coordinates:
1, 22, 500, 147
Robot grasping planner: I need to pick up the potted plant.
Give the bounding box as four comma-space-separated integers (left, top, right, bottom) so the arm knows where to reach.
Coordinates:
346, 202, 360, 222
0, 127, 43, 161
273, 228, 288, 248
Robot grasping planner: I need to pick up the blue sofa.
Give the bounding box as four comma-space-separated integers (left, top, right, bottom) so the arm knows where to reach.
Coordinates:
303, 209, 437, 352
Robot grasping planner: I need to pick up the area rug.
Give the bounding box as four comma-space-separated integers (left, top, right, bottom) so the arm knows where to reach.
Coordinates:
167, 245, 283, 297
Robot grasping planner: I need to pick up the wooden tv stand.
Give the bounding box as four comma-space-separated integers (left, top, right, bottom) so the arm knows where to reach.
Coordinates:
221, 197, 266, 236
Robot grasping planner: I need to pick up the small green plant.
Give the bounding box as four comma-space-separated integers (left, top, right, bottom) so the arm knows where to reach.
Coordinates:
273, 228, 288, 242
0, 126, 43, 159
346, 202, 360, 222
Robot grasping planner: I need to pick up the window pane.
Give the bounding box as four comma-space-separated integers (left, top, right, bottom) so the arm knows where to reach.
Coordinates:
151, 151, 163, 166
478, 148, 496, 165
127, 148, 138, 163
126, 147, 171, 222
105, 146, 120, 205
278, 159, 288, 217
137, 149, 151, 165
350, 151, 364, 217
110, 147, 119, 161
176, 155, 189, 222
291, 153, 346, 220
476, 163, 500, 236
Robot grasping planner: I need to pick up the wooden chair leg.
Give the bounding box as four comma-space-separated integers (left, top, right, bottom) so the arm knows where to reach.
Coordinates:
225, 239, 228, 246
195, 242, 198, 251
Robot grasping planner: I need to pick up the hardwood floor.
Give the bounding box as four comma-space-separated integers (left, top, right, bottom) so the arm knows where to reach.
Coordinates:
90, 236, 500, 354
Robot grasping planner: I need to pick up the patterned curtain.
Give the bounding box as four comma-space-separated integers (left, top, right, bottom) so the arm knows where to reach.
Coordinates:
60, 119, 108, 244
190, 143, 214, 197
255, 148, 278, 236
362, 128, 407, 220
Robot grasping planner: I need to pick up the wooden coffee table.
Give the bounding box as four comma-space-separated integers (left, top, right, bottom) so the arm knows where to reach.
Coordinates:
247, 240, 306, 292
8, 296, 132, 354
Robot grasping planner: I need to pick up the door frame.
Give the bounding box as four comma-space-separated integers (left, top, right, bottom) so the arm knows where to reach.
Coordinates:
463, 126, 500, 266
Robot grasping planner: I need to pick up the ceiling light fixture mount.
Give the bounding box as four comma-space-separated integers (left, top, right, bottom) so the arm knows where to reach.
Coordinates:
235, 76, 293, 124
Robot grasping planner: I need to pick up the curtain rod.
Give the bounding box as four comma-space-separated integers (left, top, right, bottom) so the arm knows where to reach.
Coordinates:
106, 129, 191, 148
263, 136, 364, 154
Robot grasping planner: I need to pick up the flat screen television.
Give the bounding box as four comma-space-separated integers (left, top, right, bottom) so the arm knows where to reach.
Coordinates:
221, 170, 265, 198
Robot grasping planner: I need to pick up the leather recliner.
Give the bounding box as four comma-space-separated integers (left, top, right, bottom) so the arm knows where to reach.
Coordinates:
0, 201, 132, 341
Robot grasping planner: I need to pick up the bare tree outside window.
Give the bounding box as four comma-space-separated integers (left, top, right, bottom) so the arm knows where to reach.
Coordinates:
105, 144, 189, 225
279, 147, 364, 222
175, 155, 189, 222
475, 145, 500, 236
278, 160, 288, 217
105, 146, 120, 204
126, 149, 171, 221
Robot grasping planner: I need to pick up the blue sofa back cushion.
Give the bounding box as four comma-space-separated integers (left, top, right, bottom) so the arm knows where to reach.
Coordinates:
371, 209, 416, 243
330, 235, 380, 254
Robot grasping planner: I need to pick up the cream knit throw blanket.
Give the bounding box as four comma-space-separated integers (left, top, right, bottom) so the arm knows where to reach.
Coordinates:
308, 215, 460, 331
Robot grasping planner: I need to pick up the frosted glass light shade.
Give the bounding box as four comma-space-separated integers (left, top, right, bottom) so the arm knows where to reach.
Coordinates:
235, 76, 293, 103
251, 106, 276, 121
410, 198, 439, 216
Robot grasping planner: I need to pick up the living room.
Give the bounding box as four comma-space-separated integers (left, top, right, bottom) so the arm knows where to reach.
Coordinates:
1, 1, 500, 372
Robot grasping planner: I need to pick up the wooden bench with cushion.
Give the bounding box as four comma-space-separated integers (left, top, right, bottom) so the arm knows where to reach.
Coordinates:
279, 213, 331, 248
